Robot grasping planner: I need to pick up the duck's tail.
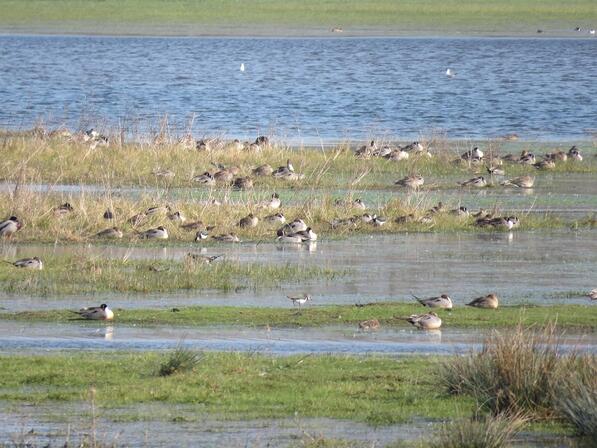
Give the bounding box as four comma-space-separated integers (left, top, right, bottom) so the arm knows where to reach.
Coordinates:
411, 294, 425, 305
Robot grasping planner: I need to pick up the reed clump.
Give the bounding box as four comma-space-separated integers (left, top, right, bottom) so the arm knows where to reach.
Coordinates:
158, 346, 203, 377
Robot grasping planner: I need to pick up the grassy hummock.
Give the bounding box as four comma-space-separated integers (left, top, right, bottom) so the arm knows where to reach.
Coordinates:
2, 303, 595, 330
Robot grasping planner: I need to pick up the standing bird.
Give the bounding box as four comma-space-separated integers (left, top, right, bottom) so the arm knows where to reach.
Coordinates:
72, 304, 114, 320
0, 216, 22, 237
413, 294, 453, 310
288, 294, 312, 309
466, 293, 499, 309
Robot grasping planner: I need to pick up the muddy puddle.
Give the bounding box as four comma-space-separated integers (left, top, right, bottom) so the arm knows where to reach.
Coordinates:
1, 230, 596, 311
0, 321, 594, 356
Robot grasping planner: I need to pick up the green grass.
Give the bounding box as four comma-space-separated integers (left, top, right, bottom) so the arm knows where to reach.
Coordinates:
0, 353, 472, 425
0, 253, 340, 295
2, 303, 596, 330
0, 0, 596, 35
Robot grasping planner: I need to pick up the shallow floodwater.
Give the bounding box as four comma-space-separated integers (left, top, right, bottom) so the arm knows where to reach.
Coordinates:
1, 230, 596, 310
1, 36, 596, 141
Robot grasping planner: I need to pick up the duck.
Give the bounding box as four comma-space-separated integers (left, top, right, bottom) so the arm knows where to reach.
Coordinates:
195, 230, 209, 241
358, 319, 381, 331
253, 164, 274, 176
384, 147, 410, 161
413, 294, 453, 310
168, 211, 186, 223
4, 257, 43, 270
500, 175, 535, 188
371, 215, 387, 227
402, 141, 425, 153
0, 216, 22, 237
140, 226, 169, 239
360, 213, 374, 223
72, 303, 114, 320
330, 217, 358, 229
568, 146, 583, 161
276, 234, 304, 244
394, 214, 416, 224
153, 169, 176, 178
213, 169, 234, 183
292, 227, 318, 241
372, 144, 393, 158
450, 206, 469, 217
406, 312, 442, 330
195, 139, 212, 152
229, 139, 245, 151
458, 176, 487, 188
355, 140, 376, 159
103, 209, 114, 220
96, 227, 123, 239
588, 289, 597, 300
238, 213, 259, 228
277, 219, 308, 236
186, 253, 222, 264
534, 159, 556, 170
232, 176, 254, 190
272, 160, 296, 178
288, 294, 311, 308
265, 212, 286, 224
461, 147, 484, 160
487, 166, 505, 176
518, 152, 536, 165
192, 171, 216, 185
394, 174, 424, 190
261, 193, 281, 209
181, 220, 211, 231
255, 136, 269, 146
54, 202, 74, 215
213, 233, 241, 243
466, 293, 499, 309
335, 198, 367, 209
545, 150, 567, 162
145, 205, 171, 216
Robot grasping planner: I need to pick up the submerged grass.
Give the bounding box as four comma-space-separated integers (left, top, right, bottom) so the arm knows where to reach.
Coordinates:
0, 253, 340, 295
2, 304, 596, 330
0, 353, 472, 425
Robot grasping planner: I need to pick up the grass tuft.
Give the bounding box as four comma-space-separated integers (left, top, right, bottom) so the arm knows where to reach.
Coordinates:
158, 346, 203, 377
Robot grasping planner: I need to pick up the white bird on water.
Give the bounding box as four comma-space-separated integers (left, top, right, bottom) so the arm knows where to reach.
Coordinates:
240, 63, 245, 72
446, 68, 456, 78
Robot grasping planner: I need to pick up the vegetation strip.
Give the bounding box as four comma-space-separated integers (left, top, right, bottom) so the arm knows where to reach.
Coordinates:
2, 304, 595, 329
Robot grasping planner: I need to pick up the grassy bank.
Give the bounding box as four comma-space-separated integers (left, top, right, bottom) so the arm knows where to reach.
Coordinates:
3, 303, 596, 330
0, 253, 339, 295
1, 0, 596, 36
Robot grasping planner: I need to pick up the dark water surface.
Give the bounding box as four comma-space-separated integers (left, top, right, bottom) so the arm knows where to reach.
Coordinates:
1, 36, 595, 141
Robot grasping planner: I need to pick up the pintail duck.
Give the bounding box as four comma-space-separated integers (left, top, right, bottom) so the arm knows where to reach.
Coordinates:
140, 226, 169, 239
588, 289, 597, 300
500, 175, 535, 188
261, 193, 281, 209
145, 205, 171, 216
402, 141, 425, 153
358, 319, 381, 331
193, 171, 216, 185
395, 174, 424, 190
288, 294, 311, 308
153, 169, 176, 178
428, 202, 445, 215
458, 176, 487, 188
0, 216, 22, 237
195, 230, 209, 241
4, 257, 43, 270
253, 164, 274, 176
72, 303, 114, 320
96, 227, 123, 239
406, 312, 442, 330
360, 213, 374, 223
265, 212, 286, 224
372, 144, 393, 158
255, 136, 270, 146
292, 227, 318, 241
272, 159, 295, 177
330, 217, 358, 229
384, 147, 410, 161
54, 202, 74, 215
487, 166, 505, 176
355, 140, 376, 159
277, 219, 308, 236
186, 253, 222, 264
395, 214, 416, 224
461, 147, 484, 160
466, 293, 499, 309
276, 234, 304, 243
534, 159, 556, 170
168, 211, 186, 223
413, 294, 453, 310
239, 213, 259, 228
214, 169, 235, 183
568, 146, 583, 161
518, 152, 536, 165
335, 198, 367, 210
232, 176, 254, 190
545, 150, 567, 162
371, 215, 387, 227
181, 220, 210, 231
213, 233, 241, 243
195, 139, 212, 152
450, 206, 469, 217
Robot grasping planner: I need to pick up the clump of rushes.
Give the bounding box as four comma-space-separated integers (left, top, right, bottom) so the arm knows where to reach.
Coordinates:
554, 355, 597, 438
439, 323, 583, 418
158, 346, 202, 377
429, 412, 528, 448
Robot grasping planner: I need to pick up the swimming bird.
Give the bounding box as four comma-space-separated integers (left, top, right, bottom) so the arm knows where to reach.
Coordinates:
238, 213, 259, 228
240, 63, 245, 72
288, 294, 311, 308
4, 257, 43, 270
72, 303, 114, 321
186, 253, 223, 264
500, 175, 535, 188
466, 293, 499, 309
395, 174, 424, 190
213, 233, 241, 243
458, 176, 487, 188
589, 29, 596, 35
358, 319, 381, 331
413, 294, 453, 310
406, 312, 442, 330
445, 68, 456, 78
140, 226, 169, 239
0, 216, 22, 237
96, 227, 123, 239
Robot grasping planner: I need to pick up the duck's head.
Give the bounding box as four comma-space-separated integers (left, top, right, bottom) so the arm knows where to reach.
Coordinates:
100, 304, 108, 310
